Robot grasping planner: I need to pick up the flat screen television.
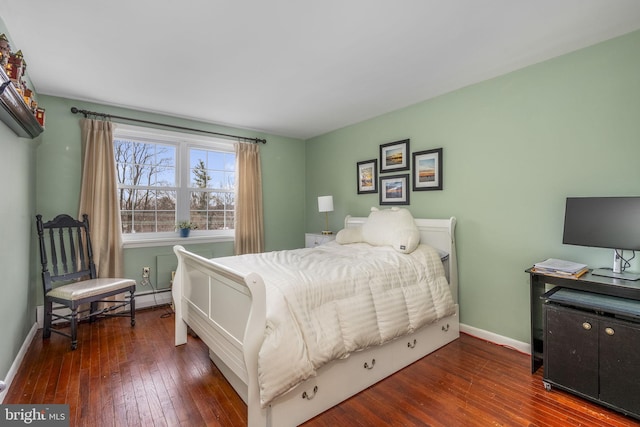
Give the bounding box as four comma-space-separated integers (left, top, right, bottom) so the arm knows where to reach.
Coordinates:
563, 197, 640, 280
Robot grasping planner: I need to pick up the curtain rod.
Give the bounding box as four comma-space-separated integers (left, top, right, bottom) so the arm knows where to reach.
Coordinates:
70, 107, 267, 144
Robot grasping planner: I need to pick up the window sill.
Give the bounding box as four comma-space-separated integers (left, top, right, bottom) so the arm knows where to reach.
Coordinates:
122, 234, 234, 249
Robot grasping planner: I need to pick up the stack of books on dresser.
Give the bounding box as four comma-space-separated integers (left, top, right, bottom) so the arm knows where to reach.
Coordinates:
533, 258, 589, 278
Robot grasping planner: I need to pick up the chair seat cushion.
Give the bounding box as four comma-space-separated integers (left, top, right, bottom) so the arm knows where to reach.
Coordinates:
47, 278, 136, 301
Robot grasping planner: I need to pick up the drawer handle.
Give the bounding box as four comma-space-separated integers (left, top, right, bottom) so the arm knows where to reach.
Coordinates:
442, 324, 450, 332
407, 339, 417, 349
582, 322, 592, 330
605, 327, 615, 336
364, 359, 376, 370
302, 385, 318, 400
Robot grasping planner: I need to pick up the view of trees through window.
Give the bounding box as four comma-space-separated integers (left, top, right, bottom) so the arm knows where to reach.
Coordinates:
114, 137, 235, 234
189, 149, 236, 231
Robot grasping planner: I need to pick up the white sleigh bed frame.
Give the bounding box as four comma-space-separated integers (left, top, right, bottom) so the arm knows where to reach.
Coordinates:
173, 216, 459, 427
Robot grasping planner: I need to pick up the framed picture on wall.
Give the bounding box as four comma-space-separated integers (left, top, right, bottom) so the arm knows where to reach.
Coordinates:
356, 159, 377, 194
379, 139, 410, 172
412, 148, 443, 191
379, 174, 410, 205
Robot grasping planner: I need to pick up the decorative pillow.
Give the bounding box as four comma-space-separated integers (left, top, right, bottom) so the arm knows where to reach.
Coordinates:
336, 226, 363, 244
361, 207, 420, 253
391, 228, 421, 254
336, 207, 420, 253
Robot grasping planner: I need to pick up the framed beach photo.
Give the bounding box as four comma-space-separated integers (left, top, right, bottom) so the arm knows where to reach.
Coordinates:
379, 174, 410, 205
357, 159, 378, 194
379, 139, 410, 172
412, 148, 442, 191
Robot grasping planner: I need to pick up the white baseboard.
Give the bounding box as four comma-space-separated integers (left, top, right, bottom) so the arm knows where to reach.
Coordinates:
460, 323, 531, 355
0, 322, 38, 403
136, 289, 172, 310
35, 290, 173, 328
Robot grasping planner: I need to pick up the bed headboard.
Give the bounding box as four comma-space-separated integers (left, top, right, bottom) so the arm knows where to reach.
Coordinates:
343, 215, 458, 304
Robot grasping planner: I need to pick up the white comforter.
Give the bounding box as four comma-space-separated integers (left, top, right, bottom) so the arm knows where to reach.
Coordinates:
213, 241, 455, 406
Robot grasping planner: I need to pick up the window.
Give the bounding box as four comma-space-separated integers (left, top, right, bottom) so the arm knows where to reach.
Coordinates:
114, 124, 235, 246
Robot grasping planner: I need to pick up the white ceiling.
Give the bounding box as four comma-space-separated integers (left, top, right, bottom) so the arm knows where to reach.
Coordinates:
1, 1, 640, 140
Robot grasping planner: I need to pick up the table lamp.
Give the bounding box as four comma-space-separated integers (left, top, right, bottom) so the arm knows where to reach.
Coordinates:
317, 195, 334, 235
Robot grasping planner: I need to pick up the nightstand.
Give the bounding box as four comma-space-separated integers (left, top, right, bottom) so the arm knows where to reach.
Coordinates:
305, 233, 336, 248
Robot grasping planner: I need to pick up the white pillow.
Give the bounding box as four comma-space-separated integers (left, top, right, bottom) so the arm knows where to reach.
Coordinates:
361, 207, 420, 253
336, 226, 363, 244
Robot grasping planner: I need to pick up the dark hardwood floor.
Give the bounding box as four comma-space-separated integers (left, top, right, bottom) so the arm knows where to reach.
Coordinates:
4, 306, 639, 426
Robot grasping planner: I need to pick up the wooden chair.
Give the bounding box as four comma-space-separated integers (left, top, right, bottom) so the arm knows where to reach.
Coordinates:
36, 213, 136, 350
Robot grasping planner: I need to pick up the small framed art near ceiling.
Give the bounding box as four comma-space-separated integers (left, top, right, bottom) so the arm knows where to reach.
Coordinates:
412, 148, 442, 191
379, 139, 410, 173
379, 174, 410, 205
356, 159, 377, 194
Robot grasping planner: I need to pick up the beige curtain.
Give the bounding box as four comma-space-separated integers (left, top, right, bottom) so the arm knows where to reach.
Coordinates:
78, 118, 124, 277
235, 142, 264, 254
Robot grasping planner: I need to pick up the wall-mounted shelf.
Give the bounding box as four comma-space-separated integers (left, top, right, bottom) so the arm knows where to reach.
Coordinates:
0, 67, 43, 139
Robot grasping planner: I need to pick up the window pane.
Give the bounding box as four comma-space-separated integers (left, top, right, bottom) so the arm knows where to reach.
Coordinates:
190, 190, 207, 210
208, 210, 234, 230
189, 191, 234, 230
114, 139, 176, 187
208, 151, 235, 171
157, 210, 176, 232
118, 187, 134, 211
131, 211, 152, 233
156, 189, 177, 210
190, 211, 208, 230
218, 192, 235, 210
191, 159, 212, 188
156, 166, 176, 187
115, 130, 235, 236
190, 148, 235, 190
190, 149, 207, 168
134, 189, 156, 211
121, 210, 133, 233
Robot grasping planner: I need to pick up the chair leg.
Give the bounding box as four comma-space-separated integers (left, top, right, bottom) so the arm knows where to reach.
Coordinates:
43, 300, 52, 339
130, 289, 136, 327
90, 301, 98, 323
70, 307, 78, 350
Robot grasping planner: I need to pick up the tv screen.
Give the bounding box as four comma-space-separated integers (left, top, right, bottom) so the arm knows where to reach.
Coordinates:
563, 197, 640, 251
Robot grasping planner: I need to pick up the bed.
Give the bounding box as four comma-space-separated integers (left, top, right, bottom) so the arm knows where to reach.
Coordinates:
172, 209, 459, 427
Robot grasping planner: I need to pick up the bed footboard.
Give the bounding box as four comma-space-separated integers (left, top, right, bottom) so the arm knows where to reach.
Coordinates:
173, 245, 267, 425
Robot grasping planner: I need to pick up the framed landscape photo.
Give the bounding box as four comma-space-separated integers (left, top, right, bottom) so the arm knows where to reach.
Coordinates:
357, 159, 377, 194
412, 148, 442, 191
379, 139, 410, 172
379, 174, 410, 205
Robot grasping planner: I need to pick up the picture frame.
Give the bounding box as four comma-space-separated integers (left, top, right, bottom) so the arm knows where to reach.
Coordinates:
379, 174, 410, 205
379, 139, 410, 173
356, 159, 378, 194
412, 148, 443, 191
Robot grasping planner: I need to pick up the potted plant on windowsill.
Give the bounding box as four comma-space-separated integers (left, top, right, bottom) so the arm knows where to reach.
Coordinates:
176, 221, 197, 238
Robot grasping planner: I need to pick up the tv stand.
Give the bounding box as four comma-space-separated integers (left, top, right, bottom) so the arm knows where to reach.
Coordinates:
528, 268, 640, 420
527, 268, 640, 373
592, 268, 640, 281
543, 289, 640, 420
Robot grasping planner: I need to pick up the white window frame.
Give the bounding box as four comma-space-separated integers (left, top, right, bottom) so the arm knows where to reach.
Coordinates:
114, 124, 235, 248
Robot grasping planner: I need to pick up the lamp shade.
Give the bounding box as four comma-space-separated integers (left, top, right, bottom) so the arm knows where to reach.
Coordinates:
317, 195, 334, 213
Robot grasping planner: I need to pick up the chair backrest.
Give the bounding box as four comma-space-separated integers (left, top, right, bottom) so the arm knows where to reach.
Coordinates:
36, 214, 97, 294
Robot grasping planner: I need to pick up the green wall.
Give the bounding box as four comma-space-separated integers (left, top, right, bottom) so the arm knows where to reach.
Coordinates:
34, 95, 306, 304
0, 18, 39, 389
0, 121, 38, 383
305, 30, 640, 344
